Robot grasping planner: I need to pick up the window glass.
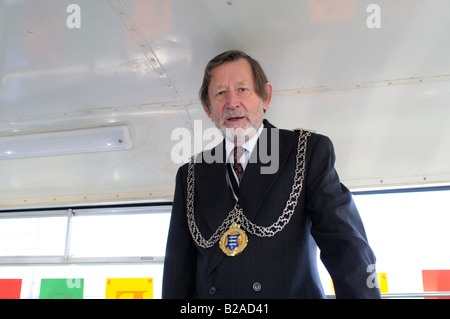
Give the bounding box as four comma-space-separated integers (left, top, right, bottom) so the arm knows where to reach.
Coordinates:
1, 191, 449, 299
0, 216, 67, 257
69, 211, 171, 258
0, 205, 170, 299
353, 189, 450, 294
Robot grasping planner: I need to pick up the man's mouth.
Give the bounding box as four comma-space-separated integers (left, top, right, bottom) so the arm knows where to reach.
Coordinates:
227, 116, 245, 122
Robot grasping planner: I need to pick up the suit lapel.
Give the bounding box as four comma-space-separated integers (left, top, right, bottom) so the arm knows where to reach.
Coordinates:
238, 120, 293, 222
195, 141, 234, 275
195, 141, 235, 234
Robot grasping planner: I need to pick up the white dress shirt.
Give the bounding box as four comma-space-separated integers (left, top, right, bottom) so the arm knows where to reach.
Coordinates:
225, 124, 263, 199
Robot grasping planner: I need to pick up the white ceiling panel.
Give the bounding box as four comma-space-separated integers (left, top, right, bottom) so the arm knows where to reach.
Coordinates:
0, 0, 449, 208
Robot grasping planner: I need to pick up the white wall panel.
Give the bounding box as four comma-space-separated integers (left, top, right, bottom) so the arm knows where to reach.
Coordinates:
267, 79, 450, 189
0, 104, 193, 208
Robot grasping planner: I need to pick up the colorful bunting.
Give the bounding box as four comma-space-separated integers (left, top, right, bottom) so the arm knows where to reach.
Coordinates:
0, 279, 22, 299
105, 278, 153, 299
422, 270, 450, 299
39, 278, 84, 299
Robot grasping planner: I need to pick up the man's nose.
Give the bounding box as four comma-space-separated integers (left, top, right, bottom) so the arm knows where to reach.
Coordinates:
226, 89, 240, 109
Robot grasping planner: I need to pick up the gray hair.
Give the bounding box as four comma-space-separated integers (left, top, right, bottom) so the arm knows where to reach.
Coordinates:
199, 50, 269, 112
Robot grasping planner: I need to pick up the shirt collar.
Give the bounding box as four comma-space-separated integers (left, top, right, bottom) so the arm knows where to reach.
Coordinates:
225, 124, 264, 163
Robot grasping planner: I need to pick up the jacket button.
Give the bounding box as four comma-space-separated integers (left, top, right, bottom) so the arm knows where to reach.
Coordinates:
252, 282, 261, 292
208, 286, 216, 295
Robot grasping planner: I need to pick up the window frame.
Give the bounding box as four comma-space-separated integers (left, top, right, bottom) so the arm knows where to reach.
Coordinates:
0, 202, 171, 265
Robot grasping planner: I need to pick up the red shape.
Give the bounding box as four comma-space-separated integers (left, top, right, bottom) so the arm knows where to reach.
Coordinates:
422, 270, 450, 299
0, 279, 22, 299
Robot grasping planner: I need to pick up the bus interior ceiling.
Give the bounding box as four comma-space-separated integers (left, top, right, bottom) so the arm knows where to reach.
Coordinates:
0, 0, 449, 209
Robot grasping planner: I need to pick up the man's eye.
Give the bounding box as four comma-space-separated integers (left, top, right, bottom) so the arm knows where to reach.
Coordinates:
214, 90, 227, 101
237, 88, 250, 96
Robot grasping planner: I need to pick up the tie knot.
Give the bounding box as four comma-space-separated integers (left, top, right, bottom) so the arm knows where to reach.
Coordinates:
233, 146, 245, 164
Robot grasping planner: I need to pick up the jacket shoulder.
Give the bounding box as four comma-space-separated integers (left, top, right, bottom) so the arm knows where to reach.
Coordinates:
293, 127, 316, 134
280, 127, 327, 145
291, 128, 333, 146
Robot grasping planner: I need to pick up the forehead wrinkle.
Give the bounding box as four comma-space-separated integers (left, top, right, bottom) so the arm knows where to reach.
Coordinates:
236, 80, 249, 86
211, 80, 250, 89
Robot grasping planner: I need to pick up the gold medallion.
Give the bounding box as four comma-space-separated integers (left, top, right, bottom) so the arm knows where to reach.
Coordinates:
219, 222, 248, 256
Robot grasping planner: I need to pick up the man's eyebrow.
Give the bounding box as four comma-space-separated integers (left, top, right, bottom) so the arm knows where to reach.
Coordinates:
211, 80, 249, 89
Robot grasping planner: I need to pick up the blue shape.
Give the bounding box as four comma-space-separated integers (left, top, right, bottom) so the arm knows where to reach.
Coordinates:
226, 234, 241, 250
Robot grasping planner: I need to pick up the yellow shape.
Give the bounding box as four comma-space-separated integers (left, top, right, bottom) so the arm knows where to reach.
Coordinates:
105, 278, 153, 299
330, 277, 335, 295
378, 273, 388, 293
329, 273, 388, 295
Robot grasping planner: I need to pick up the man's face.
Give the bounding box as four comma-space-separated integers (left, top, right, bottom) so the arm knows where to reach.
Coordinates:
204, 59, 272, 144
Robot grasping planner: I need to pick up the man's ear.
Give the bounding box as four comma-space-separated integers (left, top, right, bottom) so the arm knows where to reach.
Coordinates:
262, 82, 273, 111
203, 105, 213, 118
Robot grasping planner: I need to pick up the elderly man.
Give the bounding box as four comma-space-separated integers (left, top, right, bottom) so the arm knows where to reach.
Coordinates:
162, 50, 380, 299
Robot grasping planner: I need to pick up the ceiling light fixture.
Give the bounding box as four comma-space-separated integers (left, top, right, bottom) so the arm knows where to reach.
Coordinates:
0, 125, 133, 160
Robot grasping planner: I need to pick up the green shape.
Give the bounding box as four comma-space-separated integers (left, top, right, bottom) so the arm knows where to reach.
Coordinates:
39, 278, 84, 299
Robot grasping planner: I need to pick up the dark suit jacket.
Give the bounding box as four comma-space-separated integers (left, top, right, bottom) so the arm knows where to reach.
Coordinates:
162, 120, 381, 299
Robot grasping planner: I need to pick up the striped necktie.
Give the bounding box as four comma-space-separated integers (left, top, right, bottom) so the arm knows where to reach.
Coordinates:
233, 146, 245, 181
227, 146, 245, 200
